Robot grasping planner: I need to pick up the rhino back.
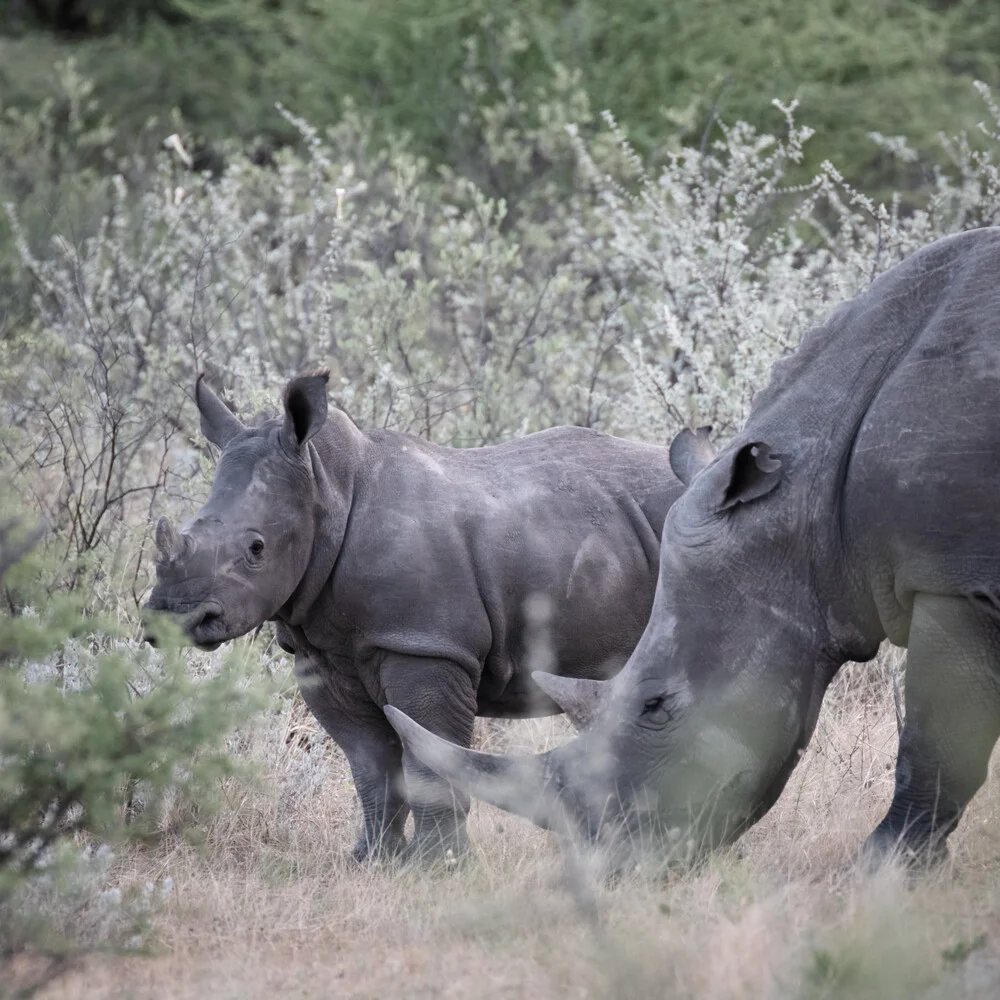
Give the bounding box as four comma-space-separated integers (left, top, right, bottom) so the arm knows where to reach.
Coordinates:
323, 425, 682, 715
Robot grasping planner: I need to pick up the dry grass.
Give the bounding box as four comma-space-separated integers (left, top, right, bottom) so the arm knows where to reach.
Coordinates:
33, 649, 1000, 1000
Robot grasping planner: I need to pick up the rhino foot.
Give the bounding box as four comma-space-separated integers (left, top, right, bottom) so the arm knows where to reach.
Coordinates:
398, 827, 471, 870
854, 826, 951, 877
349, 831, 408, 866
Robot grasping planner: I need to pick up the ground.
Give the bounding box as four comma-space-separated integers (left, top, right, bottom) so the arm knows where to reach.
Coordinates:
28, 650, 1000, 999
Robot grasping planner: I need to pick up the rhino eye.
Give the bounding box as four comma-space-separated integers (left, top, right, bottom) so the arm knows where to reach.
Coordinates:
641, 694, 672, 718
638, 693, 676, 730
249, 539, 265, 559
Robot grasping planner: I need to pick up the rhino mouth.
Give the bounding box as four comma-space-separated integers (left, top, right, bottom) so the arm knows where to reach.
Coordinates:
143, 598, 228, 651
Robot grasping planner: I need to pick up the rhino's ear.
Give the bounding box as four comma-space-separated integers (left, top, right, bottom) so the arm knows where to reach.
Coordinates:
281, 372, 329, 451
195, 374, 244, 449
668, 425, 716, 486
707, 440, 783, 512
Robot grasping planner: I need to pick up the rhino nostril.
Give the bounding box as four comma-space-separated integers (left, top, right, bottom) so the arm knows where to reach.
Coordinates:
187, 607, 222, 637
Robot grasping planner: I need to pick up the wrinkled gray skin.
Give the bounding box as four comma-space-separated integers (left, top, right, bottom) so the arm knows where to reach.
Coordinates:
144, 372, 692, 862
386, 226, 1000, 871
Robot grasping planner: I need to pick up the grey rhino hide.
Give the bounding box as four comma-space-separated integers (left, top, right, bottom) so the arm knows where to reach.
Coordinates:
386, 226, 1000, 873
145, 371, 708, 863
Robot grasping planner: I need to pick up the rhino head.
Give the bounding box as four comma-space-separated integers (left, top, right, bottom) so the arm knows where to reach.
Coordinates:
145, 372, 340, 650
385, 427, 840, 866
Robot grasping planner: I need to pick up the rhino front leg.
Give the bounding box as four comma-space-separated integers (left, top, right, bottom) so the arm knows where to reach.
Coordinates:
293, 653, 409, 862
380, 655, 478, 863
864, 592, 1000, 866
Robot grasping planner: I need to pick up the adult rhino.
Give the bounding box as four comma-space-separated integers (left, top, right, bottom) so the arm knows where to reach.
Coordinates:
386, 226, 1000, 870
144, 373, 695, 862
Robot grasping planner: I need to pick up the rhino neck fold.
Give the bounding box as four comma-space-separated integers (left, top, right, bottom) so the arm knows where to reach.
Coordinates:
278, 409, 365, 627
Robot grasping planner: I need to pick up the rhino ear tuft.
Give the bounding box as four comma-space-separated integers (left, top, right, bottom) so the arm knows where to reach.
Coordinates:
281, 372, 329, 451
668, 425, 716, 486
195, 373, 244, 450
716, 441, 783, 511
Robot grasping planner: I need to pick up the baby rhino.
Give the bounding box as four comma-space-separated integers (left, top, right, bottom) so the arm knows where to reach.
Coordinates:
146, 373, 707, 863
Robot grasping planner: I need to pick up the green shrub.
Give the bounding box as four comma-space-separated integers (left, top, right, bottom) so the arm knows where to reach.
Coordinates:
7, 68, 1000, 487
0, 515, 264, 996
6, 1, 1000, 201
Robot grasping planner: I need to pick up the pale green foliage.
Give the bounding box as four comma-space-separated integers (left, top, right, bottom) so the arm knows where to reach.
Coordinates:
9, 67, 1000, 507
0, 519, 265, 993
584, 92, 1000, 442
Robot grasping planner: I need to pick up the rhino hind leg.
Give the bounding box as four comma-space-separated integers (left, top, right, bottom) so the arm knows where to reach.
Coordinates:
293, 654, 409, 862
380, 655, 478, 864
863, 592, 1000, 867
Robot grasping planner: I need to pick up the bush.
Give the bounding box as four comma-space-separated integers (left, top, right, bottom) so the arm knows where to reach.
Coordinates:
0, 516, 264, 996
582, 86, 1000, 440
7, 68, 1000, 503
5, 2, 1000, 203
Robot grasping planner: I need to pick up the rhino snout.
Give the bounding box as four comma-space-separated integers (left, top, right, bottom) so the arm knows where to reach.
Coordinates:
183, 601, 226, 650
141, 597, 226, 650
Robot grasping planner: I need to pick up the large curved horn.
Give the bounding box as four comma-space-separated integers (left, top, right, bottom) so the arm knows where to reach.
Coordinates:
384, 706, 570, 833
532, 672, 610, 730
